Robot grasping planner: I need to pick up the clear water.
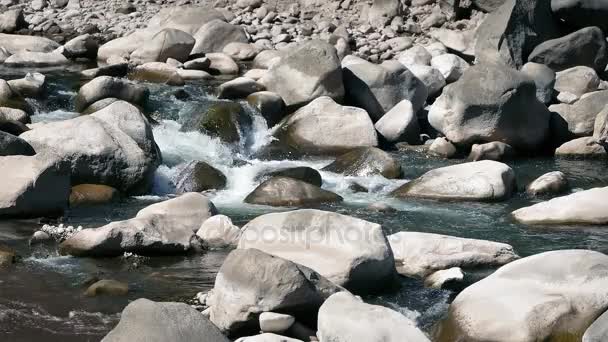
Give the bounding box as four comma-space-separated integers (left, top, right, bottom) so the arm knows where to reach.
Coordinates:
1, 68, 607, 341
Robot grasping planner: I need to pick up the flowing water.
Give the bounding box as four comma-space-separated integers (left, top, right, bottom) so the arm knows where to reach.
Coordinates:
1, 67, 608, 341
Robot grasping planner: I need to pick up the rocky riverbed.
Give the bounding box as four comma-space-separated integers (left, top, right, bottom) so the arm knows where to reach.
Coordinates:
1, 0, 608, 341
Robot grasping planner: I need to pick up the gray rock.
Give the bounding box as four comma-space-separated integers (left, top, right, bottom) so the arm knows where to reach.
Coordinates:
183, 57, 210, 71
374, 99, 420, 144
75, 76, 148, 112
408, 64, 446, 97
0, 131, 35, 156
130, 29, 195, 64
521, 62, 555, 104
321, 147, 401, 179
206, 53, 239, 75
594, 105, 608, 145
526, 171, 569, 197
367, 0, 401, 27
223, 42, 258, 61
81, 64, 129, 79
4, 52, 69, 67
62, 34, 98, 59
555, 137, 607, 159
468, 142, 514, 161
191, 20, 248, 56
554, 66, 600, 97
583, 310, 608, 342
252, 50, 283, 69
218, 77, 265, 99
236, 334, 301, 342
259, 313, 295, 334
0, 33, 60, 53
430, 29, 475, 58
397, 45, 432, 67
129, 62, 185, 86
0, 107, 29, 124
84, 279, 128, 297
0, 9, 25, 33
424, 267, 465, 289
473, 0, 508, 11
550, 90, 608, 138
7, 72, 46, 98
259, 167, 322, 187
244, 177, 342, 207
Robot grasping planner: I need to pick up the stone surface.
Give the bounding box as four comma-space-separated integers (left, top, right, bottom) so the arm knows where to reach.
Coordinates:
4, 52, 69, 67
321, 147, 401, 179
69, 184, 120, 207
430, 53, 469, 83
0, 33, 60, 53
259, 167, 322, 187
84, 279, 129, 297
173, 161, 227, 193
555, 137, 607, 158
0, 131, 35, 156
218, 77, 265, 99
246, 91, 285, 127
244, 177, 342, 207
468, 142, 514, 161
551, 90, 608, 139
374, 99, 420, 144
429, 137, 457, 158
259, 312, 295, 333
583, 310, 608, 342
196, 215, 241, 249
191, 20, 248, 56
554, 66, 600, 97
521, 62, 555, 104
526, 171, 569, 197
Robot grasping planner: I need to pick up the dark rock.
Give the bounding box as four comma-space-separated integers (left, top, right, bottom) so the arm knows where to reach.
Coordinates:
245, 177, 342, 207
322, 147, 401, 179
173, 161, 227, 193
259, 166, 322, 187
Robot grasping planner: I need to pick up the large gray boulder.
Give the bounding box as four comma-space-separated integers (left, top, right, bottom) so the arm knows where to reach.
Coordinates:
208, 248, 343, 336
272, 96, 378, 155
555, 137, 607, 158
388, 232, 519, 278
259, 40, 344, 108
342, 55, 427, 121
321, 147, 401, 179
513, 186, 608, 225
526, 171, 570, 197
102, 298, 229, 342
0, 33, 60, 53
191, 20, 248, 56
62, 34, 99, 60
75, 76, 148, 112
60, 193, 217, 257
4, 52, 69, 67
550, 90, 608, 138
21, 101, 161, 194
436, 250, 608, 342
130, 29, 195, 64
374, 99, 420, 144
8, 72, 46, 98
0, 153, 70, 217
0, 131, 35, 156
468, 142, 515, 161
244, 177, 342, 207
528, 26, 608, 73
584, 310, 608, 342
317, 292, 430, 342
392, 161, 516, 201
551, 0, 608, 31
238, 209, 396, 293
475, 0, 559, 68
428, 63, 551, 150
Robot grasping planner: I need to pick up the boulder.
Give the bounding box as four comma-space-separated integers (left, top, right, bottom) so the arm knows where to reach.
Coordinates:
21, 101, 161, 194
4, 52, 69, 67
0, 153, 70, 217
321, 147, 401, 179
60, 193, 217, 257
97, 30, 154, 62
246, 91, 285, 127
513, 186, 608, 224
475, 0, 558, 68
430, 53, 469, 83
62, 34, 98, 60
129, 62, 184, 86
0, 107, 29, 124
196, 215, 241, 249
468, 142, 514, 161
343, 56, 427, 120
436, 250, 608, 342
428, 137, 457, 158
0, 245, 15, 267
259, 313, 295, 334
374, 99, 420, 144
259, 40, 344, 108
555, 137, 607, 158
146, 6, 227, 35
81, 63, 129, 79
528, 26, 608, 73
317, 292, 430, 342
183, 57, 210, 71
191, 20, 248, 56
130, 29, 195, 64
0, 33, 60, 53
554, 66, 599, 97
259, 167, 322, 187
272, 96, 378, 155
244, 177, 342, 207
550, 91, 608, 138
182, 102, 249, 144
0, 120, 28, 136
218, 77, 265, 99
551, 0, 608, 32
238, 209, 396, 293
388, 232, 519, 278
7, 72, 46, 98
102, 298, 229, 342
424, 267, 465, 289
208, 248, 343, 336
173, 161, 227, 193
75, 76, 149, 112
594, 105, 608, 145
408, 65, 446, 98
473, 0, 508, 11
428, 63, 551, 150
69, 184, 120, 207
583, 310, 608, 342
206, 52, 239, 75
84, 279, 129, 297
0, 131, 35, 156
526, 171, 569, 197
392, 161, 516, 201
223, 42, 258, 61
430, 29, 475, 58
521, 62, 555, 104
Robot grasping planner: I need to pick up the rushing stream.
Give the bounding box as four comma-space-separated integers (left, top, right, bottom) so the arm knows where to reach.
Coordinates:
1, 67, 608, 341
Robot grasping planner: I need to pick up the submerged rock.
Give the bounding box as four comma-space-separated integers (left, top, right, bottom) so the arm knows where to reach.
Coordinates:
583, 310, 608, 342
244, 177, 342, 207
84, 279, 129, 297
526, 171, 569, 197
182, 102, 250, 144
0, 245, 16, 267
246, 91, 285, 128
321, 147, 401, 179
258, 167, 322, 187
130, 28, 195, 64
468, 142, 514, 161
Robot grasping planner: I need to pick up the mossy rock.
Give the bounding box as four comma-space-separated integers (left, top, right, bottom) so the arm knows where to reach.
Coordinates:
174, 161, 227, 193
245, 176, 342, 207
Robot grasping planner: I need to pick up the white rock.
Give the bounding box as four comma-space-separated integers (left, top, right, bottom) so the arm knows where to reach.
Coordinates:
430, 53, 469, 83
259, 312, 295, 333
196, 215, 241, 249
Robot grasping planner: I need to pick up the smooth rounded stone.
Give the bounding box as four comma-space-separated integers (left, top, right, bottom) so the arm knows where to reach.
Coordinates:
81, 63, 129, 79
130, 62, 185, 86
97, 30, 153, 62
430, 53, 469, 83
430, 29, 476, 59
4, 52, 69, 67
321, 147, 401, 179
0, 108, 28, 124
555, 137, 607, 158
551, 0, 608, 32
246, 91, 285, 127
386, 37, 413, 52
0, 33, 60, 53
428, 137, 457, 158
238, 209, 396, 293
428, 63, 551, 150
521, 62, 555, 104
173, 161, 227, 193
583, 310, 608, 342
468, 142, 514, 161
342, 56, 428, 120
594, 105, 608, 144
183, 57, 210, 71
177, 69, 213, 81
259, 167, 322, 187
0, 131, 34, 156
528, 26, 608, 73
0, 153, 70, 218
206, 53, 239, 75
253, 50, 283, 69
475, 0, 559, 68
374, 99, 420, 144
196, 215, 241, 249
60, 193, 217, 257
259, 312, 295, 333
392, 160, 516, 201
244, 176, 342, 207
243, 69, 267, 81
236, 334, 302, 342
102, 298, 229, 342
473, 0, 508, 11
7, 72, 45, 98
388, 231, 519, 278
191, 20, 249, 55
526, 171, 569, 197
259, 40, 344, 108
407, 64, 446, 98
436, 250, 608, 342
554, 66, 599, 97
317, 292, 430, 342
223, 42, 258, 61
130, 29, 195, 64
0, 245, 15, 267
514, 186, 608, 224
550, 90, 608, 138
397, 45, 432, 67
424, 267, 465, 289
62, 34, 98, 60
69, 184, 120, 207
74, 76, 148, 112
208, 248, 343, 336
84, 279, 129, 297
218, 77, 265, 99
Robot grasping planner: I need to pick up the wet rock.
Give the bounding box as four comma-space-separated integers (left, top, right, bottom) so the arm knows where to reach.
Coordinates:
392, 160, 516, 201
29, 231, 52, 245
408, 65, 446, 98
183, 102, 249, 144
468, 142, 514, 161
554, 66, 599, 97
4, 52, 69, 67
223, 42, 258, 61
69, 184, 120, 207
367, 202, 396, 212
191, 20, 249, 55
173, 161, 227, 193
374, 99, 420, 144
0, 119, 29, 135
0, 107, 29, 124
259, 167, 322, 187
521, 62, 555, 104
244, 177, 342, 207
0, 131, 35, 156
246, 91, 285, 127
259, 312, 295, 333
130, 29, 195, 64
317, 292, 430, 342
555, 137, 607, 159
428, 137, 457, 158
206, 52, 239, 75
196, 215, 241, 249
526, 171, 569, 197
239, 209, 395, 293
84, 279, 129, 297
75, 76, 149, 112
102, 298, 229, 342
322, 147, 401, 179
0, 33, 60, 53
218, 77, 265, 99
